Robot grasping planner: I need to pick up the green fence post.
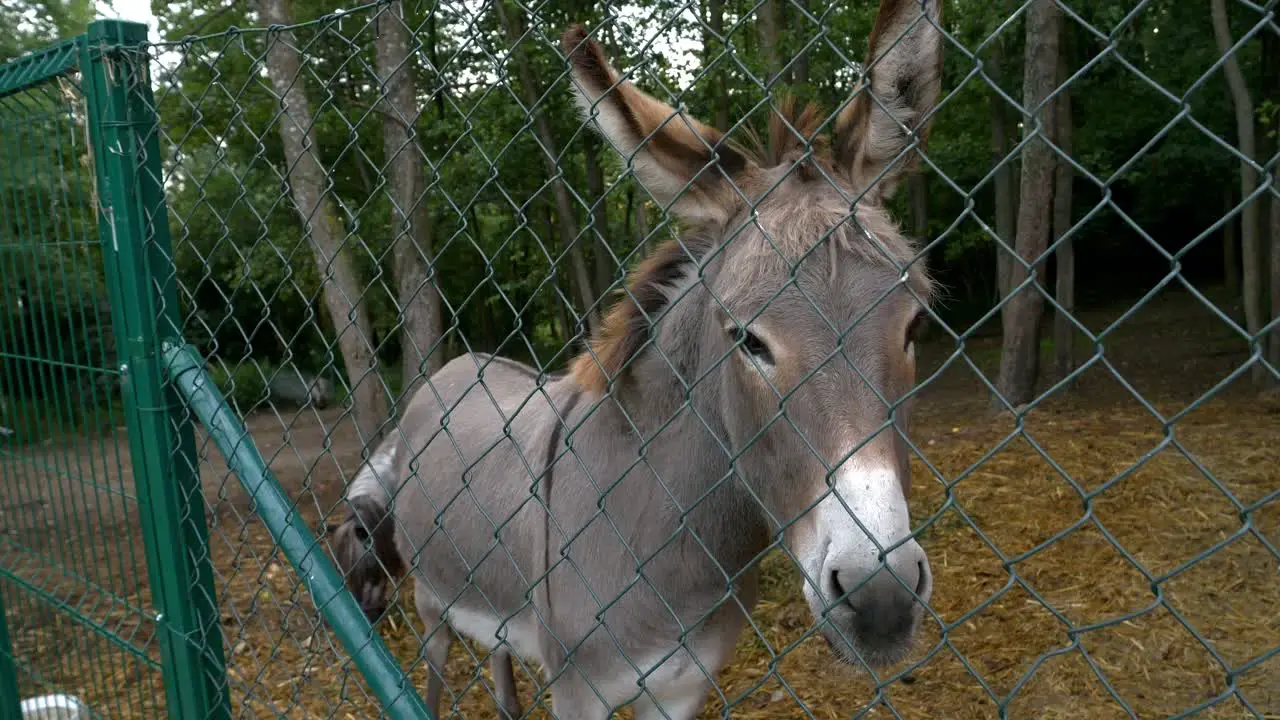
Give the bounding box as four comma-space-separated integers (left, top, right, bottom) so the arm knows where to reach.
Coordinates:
0, 586, 21, 720
79, 20, 230, 720
162, 343, 432, 719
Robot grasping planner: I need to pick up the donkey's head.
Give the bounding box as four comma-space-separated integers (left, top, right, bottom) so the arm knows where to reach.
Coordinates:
326, 495, 405, 623
563, 0, 944, 669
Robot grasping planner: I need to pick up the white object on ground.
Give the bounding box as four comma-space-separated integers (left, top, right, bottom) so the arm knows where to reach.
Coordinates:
19, 694, 90, 720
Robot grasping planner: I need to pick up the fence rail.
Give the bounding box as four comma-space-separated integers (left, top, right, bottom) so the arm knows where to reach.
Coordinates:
0, 0, 1278, 718
162, 341, 430, 718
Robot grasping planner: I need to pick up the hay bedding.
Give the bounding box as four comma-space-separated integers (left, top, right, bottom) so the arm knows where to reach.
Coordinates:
5, 327, 1279, 717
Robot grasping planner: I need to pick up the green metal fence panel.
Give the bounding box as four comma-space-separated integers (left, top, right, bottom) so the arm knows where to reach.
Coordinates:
0, 26, 168, 719
0, 16, 435, 720
79, 19, 230, 719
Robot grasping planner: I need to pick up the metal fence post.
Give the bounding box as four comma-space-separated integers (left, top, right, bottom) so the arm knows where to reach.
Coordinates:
0, 586, 21, 720
79, 20, 230, 720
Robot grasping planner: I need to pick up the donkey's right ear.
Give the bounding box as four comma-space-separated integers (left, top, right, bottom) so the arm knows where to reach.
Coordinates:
833, 0, 945, 203
561, 25, 754, 225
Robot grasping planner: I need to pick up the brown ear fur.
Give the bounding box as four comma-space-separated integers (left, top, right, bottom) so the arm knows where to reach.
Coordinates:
561, 25, 753, 221
563, 5, 943, 394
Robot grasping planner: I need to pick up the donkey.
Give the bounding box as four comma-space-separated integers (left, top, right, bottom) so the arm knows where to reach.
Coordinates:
328, 387, 527, 720
330, 0, 945, 716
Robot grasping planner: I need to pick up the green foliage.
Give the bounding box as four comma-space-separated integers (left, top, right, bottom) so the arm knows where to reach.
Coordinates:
6, 0, 1265, 390
208, 361, 269, 413
0, 0, 95, 63
1260, 99, 1278, 141
0, 63, 113, 442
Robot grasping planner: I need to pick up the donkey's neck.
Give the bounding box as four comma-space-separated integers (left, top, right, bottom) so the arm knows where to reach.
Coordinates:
590, 275, 771, 573
610, 264, 711, 420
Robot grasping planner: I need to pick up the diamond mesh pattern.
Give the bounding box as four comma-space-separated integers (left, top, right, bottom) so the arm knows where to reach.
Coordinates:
0, 0, 1278, 718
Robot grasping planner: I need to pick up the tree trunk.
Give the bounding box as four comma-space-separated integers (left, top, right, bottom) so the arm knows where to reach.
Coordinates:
1224, 185, 1240, 294
624, 184, 635, 250
995, 0, 1060, 411
585, 134, 614, 299
1271, 189, 1280, 376
758, 0, 783, 88
495, 0, 598, 336
258, 0, 387, 442
990, 37, 1017, 302
1264, 28, 1280, 378
634, 193, 652, 251
374, 0, 444, 408
790, 0, 810, 86
541, 203, 575, 346
708, 0, 730, 131
1052, 47, 1075, 383
1211, 0, 1263, 384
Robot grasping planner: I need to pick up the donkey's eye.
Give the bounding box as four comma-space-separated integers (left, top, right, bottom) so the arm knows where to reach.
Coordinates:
905, 312, 927, 352
732, 327, 774, 366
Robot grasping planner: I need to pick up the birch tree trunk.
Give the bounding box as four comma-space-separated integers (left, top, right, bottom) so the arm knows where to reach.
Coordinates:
495, 0, 598, 336
909, 173, 929, 238
585, 134, 614, 298
1271, 189, 1280, 377
1052, 26, 1076, 382
1263, 28, 1280, 379
790, 0, 810, 86
258, 0, 387, 442
990, 36, 1018, 302
758, 0, 783, 87
374, 0, 444, 407
708, 0, 730, 131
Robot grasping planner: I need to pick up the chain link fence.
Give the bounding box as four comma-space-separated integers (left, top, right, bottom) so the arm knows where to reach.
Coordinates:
1, 0, 1278, 718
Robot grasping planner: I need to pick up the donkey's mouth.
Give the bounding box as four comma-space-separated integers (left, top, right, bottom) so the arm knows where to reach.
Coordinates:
818, 612, 922, 669
815, 591, 924, 669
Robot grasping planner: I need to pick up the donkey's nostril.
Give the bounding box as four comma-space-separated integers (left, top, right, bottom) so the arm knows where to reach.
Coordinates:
830, 569, 847, 604
913, 556, 933, 604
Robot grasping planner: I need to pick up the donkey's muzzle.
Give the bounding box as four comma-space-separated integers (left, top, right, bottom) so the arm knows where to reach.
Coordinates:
823, 543, 931, 667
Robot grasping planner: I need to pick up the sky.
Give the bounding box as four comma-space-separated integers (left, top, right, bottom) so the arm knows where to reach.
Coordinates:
97, 0, 161, 43
88, 0, 706, 86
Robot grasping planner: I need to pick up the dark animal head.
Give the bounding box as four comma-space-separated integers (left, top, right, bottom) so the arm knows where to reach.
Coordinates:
326, 494, 405, 623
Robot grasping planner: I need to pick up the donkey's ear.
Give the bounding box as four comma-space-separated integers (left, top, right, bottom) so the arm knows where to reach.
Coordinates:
561, 25, 753, 225
834, 0, 945, 202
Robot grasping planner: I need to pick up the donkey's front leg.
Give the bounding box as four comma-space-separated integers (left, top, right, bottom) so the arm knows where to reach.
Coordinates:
547, 668, 613, 720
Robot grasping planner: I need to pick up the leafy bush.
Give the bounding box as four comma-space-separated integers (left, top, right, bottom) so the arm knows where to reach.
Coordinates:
207, 362, 269, 413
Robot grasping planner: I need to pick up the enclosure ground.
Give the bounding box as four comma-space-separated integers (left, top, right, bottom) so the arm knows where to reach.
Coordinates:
2, 286, 1277, 719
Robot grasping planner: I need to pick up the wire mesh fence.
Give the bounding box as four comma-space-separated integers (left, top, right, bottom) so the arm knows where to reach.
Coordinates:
1, 0, 1278, 718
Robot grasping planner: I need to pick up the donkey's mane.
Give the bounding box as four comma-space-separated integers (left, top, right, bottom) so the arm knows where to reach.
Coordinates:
569, 98, 931, 395
737, 95, 833, 178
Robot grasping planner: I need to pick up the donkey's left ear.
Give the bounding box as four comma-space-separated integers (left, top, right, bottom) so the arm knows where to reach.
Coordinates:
834, 0, 945, 203
561, 25, 754, 225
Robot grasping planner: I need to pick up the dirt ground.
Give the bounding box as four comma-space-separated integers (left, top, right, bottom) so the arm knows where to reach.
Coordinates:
2, 286, 1277, 719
